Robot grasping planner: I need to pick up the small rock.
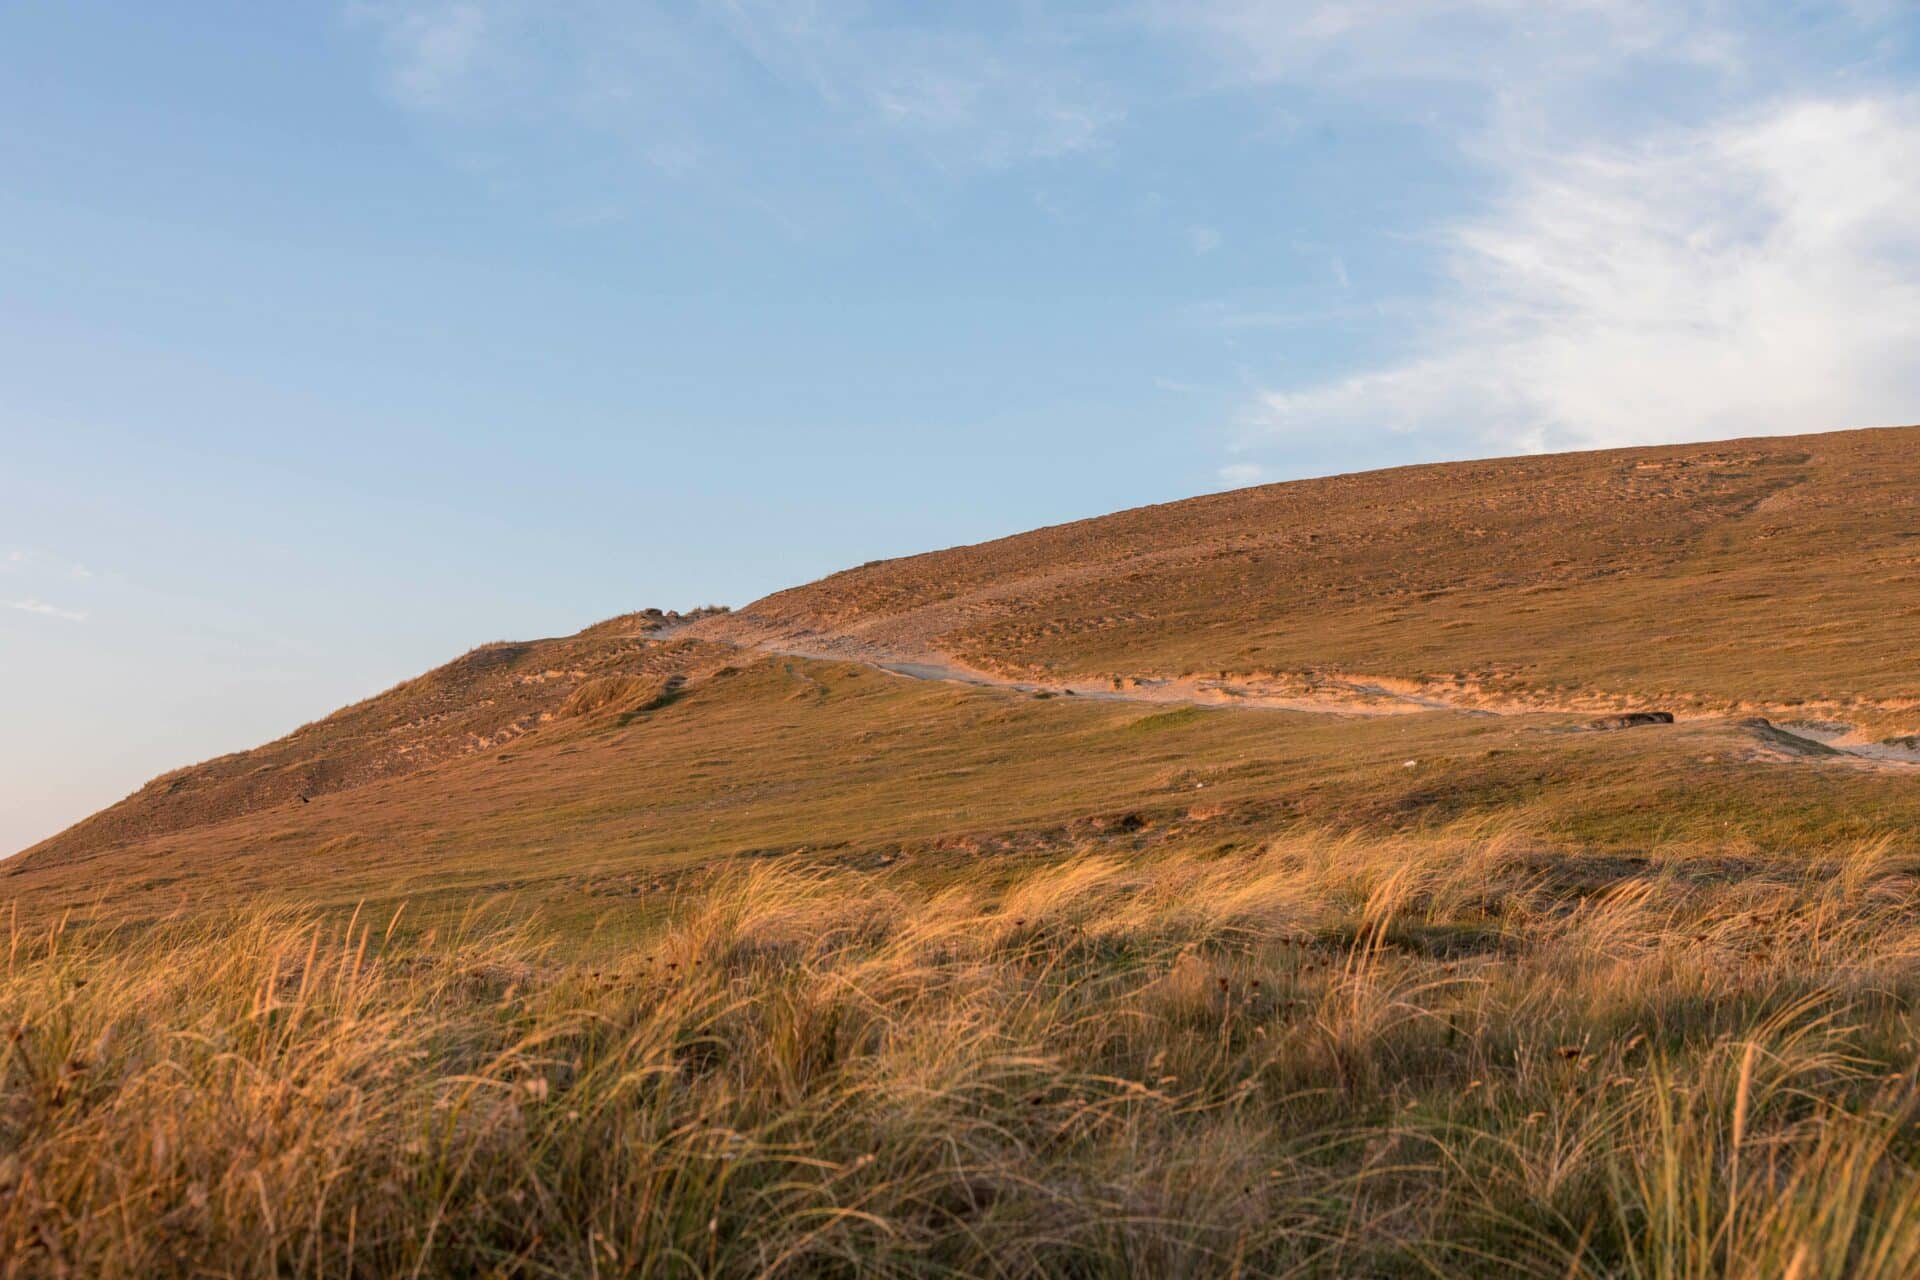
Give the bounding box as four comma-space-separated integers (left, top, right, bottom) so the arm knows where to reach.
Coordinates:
1588, 712, 1674, 730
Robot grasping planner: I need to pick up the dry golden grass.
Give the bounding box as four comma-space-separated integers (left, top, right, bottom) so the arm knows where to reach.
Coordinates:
11, 828, 1920, 1277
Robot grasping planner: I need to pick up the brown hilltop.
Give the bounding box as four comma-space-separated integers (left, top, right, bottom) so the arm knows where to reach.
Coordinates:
693, 425, 1920, 732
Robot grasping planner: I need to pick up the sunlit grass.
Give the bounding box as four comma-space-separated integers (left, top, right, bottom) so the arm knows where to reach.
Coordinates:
8, 829, 1920, 1276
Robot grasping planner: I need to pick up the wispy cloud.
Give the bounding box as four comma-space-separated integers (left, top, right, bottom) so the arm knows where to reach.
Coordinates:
1151, 1, 1919, 463
353, 0, 492, 110
718, 0, 1120, 164
4, 547, 98, 580
8, 598, 87, 623
348, 1, 1120, 176
1150, 0, 1753, 112
344, 2, 1916, 464
1245, 95, 1920, 456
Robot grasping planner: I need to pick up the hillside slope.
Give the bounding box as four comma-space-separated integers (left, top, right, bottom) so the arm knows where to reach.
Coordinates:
694, 426, 1920, 736
15, 610, 731, 868
16, 636, 1920, 924
12, 426, 1920, 923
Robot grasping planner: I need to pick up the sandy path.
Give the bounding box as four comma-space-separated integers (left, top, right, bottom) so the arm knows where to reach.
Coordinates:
723, 635, 1920, 769
757, 642, 1446, 717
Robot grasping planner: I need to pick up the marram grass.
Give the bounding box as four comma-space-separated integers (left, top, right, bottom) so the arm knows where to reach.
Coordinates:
9, 830, 1920, 1277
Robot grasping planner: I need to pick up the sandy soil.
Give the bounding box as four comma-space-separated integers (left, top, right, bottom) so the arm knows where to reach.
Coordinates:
736, 634, 1919, 769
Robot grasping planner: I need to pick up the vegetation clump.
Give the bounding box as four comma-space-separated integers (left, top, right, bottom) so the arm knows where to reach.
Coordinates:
559, 674, 676, 720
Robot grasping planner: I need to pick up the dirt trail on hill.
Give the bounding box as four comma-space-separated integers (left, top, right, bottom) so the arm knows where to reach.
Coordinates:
794, 647, 1464, 717
902, 663, 1493, 720
709, 631, 1920, 769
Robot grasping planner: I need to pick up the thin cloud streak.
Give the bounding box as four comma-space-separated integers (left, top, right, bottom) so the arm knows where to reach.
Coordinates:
8, 598, 87, 623
349, 1, 1122, 173
1151, 0, 1758, 107
3, 547, 101, 582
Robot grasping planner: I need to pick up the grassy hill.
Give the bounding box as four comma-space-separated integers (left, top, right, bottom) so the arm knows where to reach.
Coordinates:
16, 611, 725, 865
18, 426, 1920, 919
8, 426, 1920, 1277
14, 620, 1920, 930
699, 425, 1920, 737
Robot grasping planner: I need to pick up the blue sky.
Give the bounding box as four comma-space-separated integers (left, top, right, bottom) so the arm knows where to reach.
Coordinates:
4, 1, 1917, 853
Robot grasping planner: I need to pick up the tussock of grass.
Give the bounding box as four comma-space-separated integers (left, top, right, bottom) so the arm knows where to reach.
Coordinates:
559, 674, 675, 720
8, 831, 1920, 1276
1119, 707, 1213, 734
